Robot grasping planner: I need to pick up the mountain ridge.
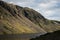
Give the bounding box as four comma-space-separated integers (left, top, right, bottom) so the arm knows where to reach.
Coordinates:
0, 0, 60, 35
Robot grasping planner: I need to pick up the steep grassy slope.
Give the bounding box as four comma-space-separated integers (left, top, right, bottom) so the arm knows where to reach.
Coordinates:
22, 8, 60, 32
0, 0, 60, 35
0, 1, 46, 34
15, 4, 60, 32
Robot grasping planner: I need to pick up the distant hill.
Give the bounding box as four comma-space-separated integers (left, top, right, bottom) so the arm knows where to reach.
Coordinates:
0, 0, 60, 35
31, 30, 60, 40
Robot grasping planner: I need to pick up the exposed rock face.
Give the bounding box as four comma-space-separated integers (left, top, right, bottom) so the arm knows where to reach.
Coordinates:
31, 30, 60, 40
0, 0, 60, 35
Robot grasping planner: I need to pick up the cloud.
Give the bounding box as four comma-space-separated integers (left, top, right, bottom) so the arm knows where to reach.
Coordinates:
36, 0, 60, 21
4, 0, 35, 7
38, 0, 57, 8
44, 10, 54, 17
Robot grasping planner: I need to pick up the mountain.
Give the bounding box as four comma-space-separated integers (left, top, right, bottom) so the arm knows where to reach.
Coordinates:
0, 1, 46, 34
31, 30, 60, 40
0, 0, 60, 35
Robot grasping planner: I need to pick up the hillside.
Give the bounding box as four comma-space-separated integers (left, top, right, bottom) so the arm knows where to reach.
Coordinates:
0, 1, 46, 34
0, 0, 60, 35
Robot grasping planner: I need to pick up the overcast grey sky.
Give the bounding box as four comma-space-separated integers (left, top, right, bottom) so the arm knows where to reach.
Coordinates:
3, 0, 60, 21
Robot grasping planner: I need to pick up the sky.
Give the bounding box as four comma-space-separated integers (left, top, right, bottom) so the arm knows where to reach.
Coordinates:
3, 0, 60, 21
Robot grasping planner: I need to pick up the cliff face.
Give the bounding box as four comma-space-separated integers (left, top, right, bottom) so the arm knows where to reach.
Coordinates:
0, 1, 60, 35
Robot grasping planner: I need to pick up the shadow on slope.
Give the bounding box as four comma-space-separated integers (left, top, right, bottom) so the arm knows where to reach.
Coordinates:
31, 30, 60, 40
